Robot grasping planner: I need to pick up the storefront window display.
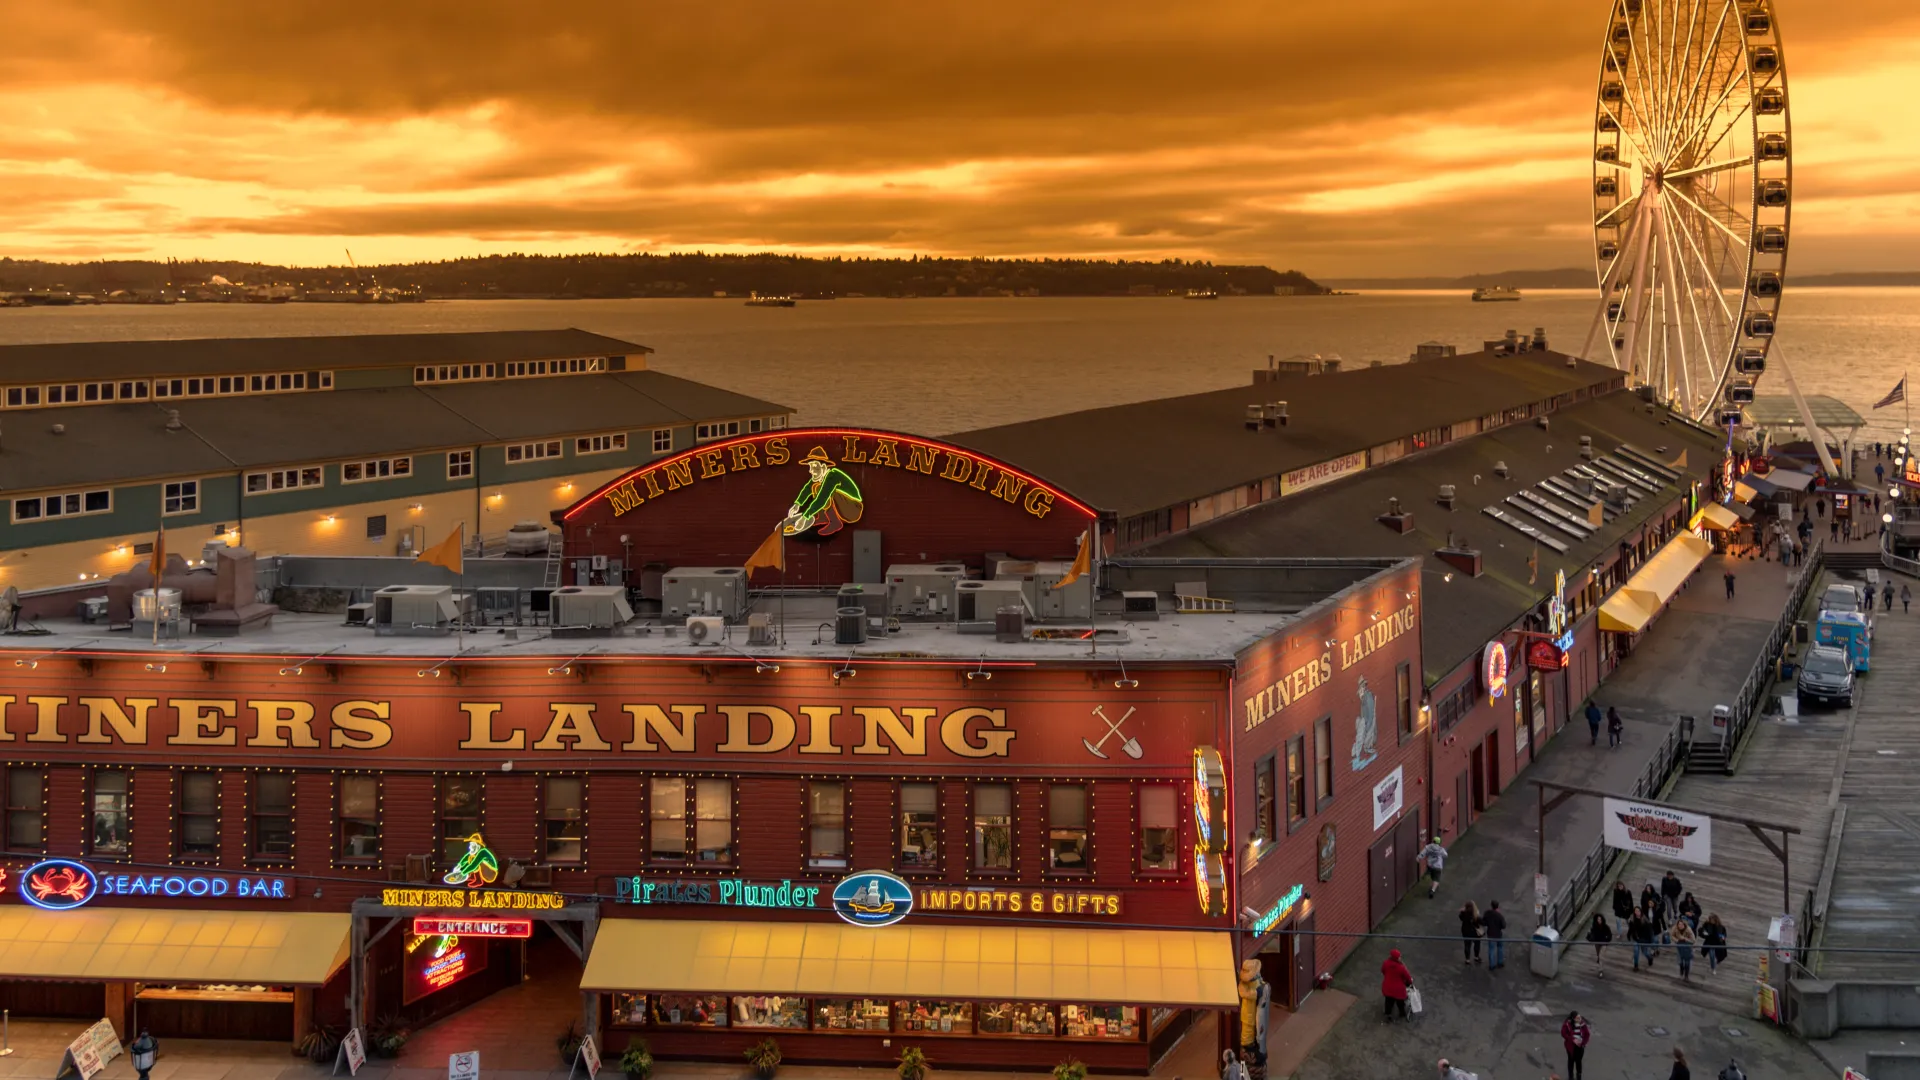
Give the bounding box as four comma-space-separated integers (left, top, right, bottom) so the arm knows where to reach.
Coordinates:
815, 998, 892, 1032
894, 1000, 973, 1035
978, 1001, 1055, 1036
1062, 1004, 1138, 1039
653, 994, 729, 1027
732, 996, 808, 1029
611, 993, 650, 1027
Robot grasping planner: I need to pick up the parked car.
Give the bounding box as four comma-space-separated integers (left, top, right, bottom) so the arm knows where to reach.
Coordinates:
1818, 583, 1865, 615
1797, 644, 1855, 709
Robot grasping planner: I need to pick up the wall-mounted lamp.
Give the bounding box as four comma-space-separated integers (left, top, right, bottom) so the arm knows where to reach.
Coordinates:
145, 663, 167, 673
323, 514, 338, 524
417, 657, 455, 679
547, 650, 593, 677
409, 503, 424, 513
757, 661, 782, 675
966, 660, 992, 682
1112, 657, 1139, 690
833, 659, 856, 684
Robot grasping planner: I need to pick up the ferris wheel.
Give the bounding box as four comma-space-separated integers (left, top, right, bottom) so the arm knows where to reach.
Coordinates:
1582, 0, 1792, 426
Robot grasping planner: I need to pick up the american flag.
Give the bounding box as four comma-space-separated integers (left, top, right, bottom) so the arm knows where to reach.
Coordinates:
1873, 378, 1906, 409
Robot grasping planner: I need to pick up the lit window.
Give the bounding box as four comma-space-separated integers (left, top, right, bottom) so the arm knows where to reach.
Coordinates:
251, 773, 294, 859
1286, 736, 1307, 827
575, 433, 628, 455
1048, 785, 1089, 870
91, 769, 130, 857
1139, 785, 1177, 871
544, 777, 585, 864
438, 775, 484, 864
1253, 756, 1276, 843
504, 440, 563, 463
649, 777, 733, 864
900, 782, 938, 868
338, 774, 381, 862
244, 468, 323, 494
973, 783, 1013, 870
447, 450, 474, 480
807, 780, 847, 870
342, 456, 412, 483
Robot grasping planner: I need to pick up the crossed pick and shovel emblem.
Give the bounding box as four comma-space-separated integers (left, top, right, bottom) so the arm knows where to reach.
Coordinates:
1084, 705, 1143, 760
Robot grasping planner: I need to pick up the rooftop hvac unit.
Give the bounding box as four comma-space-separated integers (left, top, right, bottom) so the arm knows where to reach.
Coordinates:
1122, 591, 1160, 621
372, 585, 460, 636
956, 580, 1026, 623
550, 585, 634, 633
477, 587, 521, 624
662, 567, 747, 621
995, 605, 1026, 643
836, 606, 869, 646
747, 613, 776, 647
685, 616, 724, 645
345, 602, 374, 627
504, 520, 551, 557
885, 564, 967, 617
835, 583, 887, 622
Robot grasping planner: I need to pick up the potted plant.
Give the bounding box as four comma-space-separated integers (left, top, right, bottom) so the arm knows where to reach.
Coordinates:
556, 1020, 586, 1069
1053, 1062, 1089, 1080
898, 1045, 931, 1080
618, 1037, 654, 1080
295, 1023, 341, 1064
744, 1036, 782, 1078
368, 1015, 410, 1059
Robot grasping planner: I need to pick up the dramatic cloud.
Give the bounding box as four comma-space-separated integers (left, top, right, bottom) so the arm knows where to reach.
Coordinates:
0, 0, 1915, 274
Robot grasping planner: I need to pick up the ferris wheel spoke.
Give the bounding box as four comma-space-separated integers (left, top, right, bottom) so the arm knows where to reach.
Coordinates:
1597, 191, 1642, 229
1660, 199, 1723, 406
1654, 214, 1697, 408
1684, 96, 1755, 171
1622, 17, 1667, 158
1670, 67, 1747, 166
1602, 99, 1663, 166
1664, 155, 1753, 182
1672, 0, 1735, 154
1669, 198, 1741, 327
1665, 183, 1748, 248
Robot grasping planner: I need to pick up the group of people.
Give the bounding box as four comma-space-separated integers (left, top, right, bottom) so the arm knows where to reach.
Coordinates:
1583, 701, 1625, 748
1862, 578, 1911, 613
1587, 872, 1727, 981
1455, 899, 1511, 969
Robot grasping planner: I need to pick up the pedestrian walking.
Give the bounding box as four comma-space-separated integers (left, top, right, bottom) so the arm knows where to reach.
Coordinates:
1661, 870, 1684, 919
1678, 891, 1702, 931
1640, 882, 1660, 915
1701, 914, 1729, 974
1586, 701, 1603, 745
1628, 909, 1656, 971
1585, 914, 1612, 976
1381, 948, 1414, 1023
1673, 918, 1698, 982
1903, 584, 1912, 613
1884, 582, 1895, 611
1724, 570, 1736, 599
1460, 901, 1483, 963
1437, 1059, 1477, 1080
1831, 518, 1840, 541
1481, 901, 1508, 970
1610, 880, 1635, 935
1561, 1012, 1592, 1080
1646, 897, 1671, 955
1420, 835, 1449, 898
1669, 1047, 1692, 1080
1877, 462, 1886, 484
130, 1029, 158, 1080
1607, 707, 1624, 748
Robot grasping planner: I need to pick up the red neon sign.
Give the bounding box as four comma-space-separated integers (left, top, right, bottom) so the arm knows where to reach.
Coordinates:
412, 917, 534, 938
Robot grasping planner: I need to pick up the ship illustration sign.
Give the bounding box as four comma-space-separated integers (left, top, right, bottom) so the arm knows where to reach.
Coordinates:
831, 870, 914, 928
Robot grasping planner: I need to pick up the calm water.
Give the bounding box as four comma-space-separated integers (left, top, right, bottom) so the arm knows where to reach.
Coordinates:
2, 290, 1914, 438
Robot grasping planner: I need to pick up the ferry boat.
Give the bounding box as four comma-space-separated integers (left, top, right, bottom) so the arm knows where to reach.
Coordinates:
1470, 286, 1522, 302
1183, 289, 1219, 300
745, 293, 797, 307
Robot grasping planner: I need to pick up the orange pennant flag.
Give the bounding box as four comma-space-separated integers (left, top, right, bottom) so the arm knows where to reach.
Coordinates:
1052, 529, 1092, 590
148, 525, 166, 581
743, 527, 785, 576
417, 525, 464, 575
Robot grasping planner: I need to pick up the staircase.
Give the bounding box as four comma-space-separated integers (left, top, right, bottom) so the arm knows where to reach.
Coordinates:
1683, 740, 1730, 775
1824, 550, 1882, 573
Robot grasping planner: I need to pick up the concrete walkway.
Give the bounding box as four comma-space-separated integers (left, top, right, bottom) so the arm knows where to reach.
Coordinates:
1294, 552, 1833, 1080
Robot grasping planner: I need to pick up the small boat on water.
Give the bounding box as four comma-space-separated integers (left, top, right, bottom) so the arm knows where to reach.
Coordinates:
745, 293, 796, 307
1184, 289, 1219, 300
846, 880, 895, 916
1470, 286, 1522, 302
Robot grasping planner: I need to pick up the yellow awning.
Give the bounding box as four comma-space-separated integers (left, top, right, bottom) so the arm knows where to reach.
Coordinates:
0, 908, 351, 985
1697, 503, 1742, 531
1598, 591, 1653, 633
581, 920, 1239, 1008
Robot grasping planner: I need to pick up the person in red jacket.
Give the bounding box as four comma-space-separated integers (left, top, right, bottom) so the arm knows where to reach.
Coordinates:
1561, 1011, 1591, 1080
1380, 948, 1414, 1022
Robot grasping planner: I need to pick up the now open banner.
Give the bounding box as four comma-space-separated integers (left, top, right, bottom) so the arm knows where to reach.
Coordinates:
1602, 798, 1712, 867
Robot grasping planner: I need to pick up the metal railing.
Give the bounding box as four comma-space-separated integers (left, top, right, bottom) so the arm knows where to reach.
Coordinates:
1881, 529, 1920, 579
1538, 718, 1691, 934
1717, 538, 1825, 757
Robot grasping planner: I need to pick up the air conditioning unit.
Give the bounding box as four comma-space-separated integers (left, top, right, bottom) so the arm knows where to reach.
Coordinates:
662, 567, 747, 621
747, 613, 776, 647
685, 616, 725, 645
372, 585, 459, 636
885, 564, 967, 617
993, 560, 1089, 621
955, 580, 1026, 623
345, 602, 374, 626
550, 585, 634, 634
836, 583, 888, 622
835, 607, 868, 645
477, 587, 521, 624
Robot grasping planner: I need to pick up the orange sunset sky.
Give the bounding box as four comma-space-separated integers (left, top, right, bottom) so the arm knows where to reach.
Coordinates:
2, 1, 1917, 276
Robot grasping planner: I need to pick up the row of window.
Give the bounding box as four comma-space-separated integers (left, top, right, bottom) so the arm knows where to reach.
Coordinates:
4, 768, 1184, 878
694, 416, 785, 442
11, 488, 112, 523
1, 371, 334, 410
611, 994, 1144, 1040
1252, 663, 1415, 840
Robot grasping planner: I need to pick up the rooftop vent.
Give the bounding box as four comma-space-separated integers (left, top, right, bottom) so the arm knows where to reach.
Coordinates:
1437, 484, 1457, 510
1579, 435, 1595, 461
1121, 591, 1160, 621
1434, 543, 1483, 579
1245, 404, 1263, 430
1272, 401, 1289, 427
1493, 461, 1511, 479
1378, 496, 1414, 534
165, 410, 183, 431
1536, 415, 1550, 430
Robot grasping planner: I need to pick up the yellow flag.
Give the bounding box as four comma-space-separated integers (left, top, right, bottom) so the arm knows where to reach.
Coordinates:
1052, 529, 1092, 590
743, 527, 785, 576
148, 525, 166, 580
417, 525, 464, 575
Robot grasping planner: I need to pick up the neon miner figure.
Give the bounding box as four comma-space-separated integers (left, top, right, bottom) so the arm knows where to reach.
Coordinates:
779, 446, 865, 537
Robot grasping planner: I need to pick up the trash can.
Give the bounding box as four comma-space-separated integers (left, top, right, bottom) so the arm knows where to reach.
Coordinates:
1531, 926, 1560, 978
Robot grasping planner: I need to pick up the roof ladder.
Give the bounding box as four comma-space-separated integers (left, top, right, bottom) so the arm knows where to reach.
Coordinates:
1175, 593, 1235, 614
543, 533, 565, 590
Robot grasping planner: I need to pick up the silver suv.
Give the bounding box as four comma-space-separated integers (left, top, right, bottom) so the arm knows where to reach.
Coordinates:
1797, 644, 1855, 709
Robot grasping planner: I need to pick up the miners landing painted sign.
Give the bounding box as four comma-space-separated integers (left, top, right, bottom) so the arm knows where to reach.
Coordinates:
1240, 600, 1417, 733
574, 430, 1091, 524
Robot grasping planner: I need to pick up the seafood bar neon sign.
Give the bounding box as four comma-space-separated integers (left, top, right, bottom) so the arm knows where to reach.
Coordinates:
18, 859, 291, 911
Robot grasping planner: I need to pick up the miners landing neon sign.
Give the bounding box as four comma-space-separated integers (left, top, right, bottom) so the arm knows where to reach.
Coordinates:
569, 429, 1095, 523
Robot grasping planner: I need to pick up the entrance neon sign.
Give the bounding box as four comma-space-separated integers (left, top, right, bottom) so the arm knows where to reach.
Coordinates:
412, 917, 533, 938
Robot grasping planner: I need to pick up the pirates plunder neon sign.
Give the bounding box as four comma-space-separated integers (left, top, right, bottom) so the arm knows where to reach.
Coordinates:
571, 429, 1094, 524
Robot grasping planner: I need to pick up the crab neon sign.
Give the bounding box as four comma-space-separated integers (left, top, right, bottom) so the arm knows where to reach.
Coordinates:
21, 859, 97, 911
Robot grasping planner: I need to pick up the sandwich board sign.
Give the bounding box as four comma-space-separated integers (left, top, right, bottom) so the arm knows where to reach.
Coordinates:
569, 1033, 602, 1080
60, 1019, 123, 1080
449, 1050, 481, 1080
333, 1028, 366, 1076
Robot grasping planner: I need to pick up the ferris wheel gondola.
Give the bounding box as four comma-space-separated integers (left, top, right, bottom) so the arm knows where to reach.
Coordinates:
1581, 0, 1791, 427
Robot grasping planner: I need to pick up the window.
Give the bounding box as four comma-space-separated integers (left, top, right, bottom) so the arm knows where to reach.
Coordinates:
414, 363, 496, 385
319, 371, 334, 389
896, 1001, 974, 1035
252, 773, 294, 859
575, 433, 627, 455
1285, 736, 1307, 829
504, 440, 563, 463
732, 996, 807, 1029
1047, 785, 1089, 871
900, 782, 939, 868
163, 480, 198, 515
972, 783, 1013, 870
695, 420, 742, 442
12, 488, 112, 522
179, 771, 219, 857
768, 415, 787, 430
1139, 784, 1177, 872
447, 450, 474, 480
438, 775, 484, 863
649, 777, 733, 864
1061, 1004, 1139, 1039
5, 386, 43, 407
816, 998, 892, 1032
91, 769, 130, 857
544, 777, 585, 863
1397, 662, 1415, 737
652, 428, 673, 453
1253, 756, 1276, 844
1314, 716, 1335, 811
807, 780, 848, 870
46, 384, 80, 404
366, 514, 387, 540
244, 467, 322, 494
342, 456, 412, 483
5, 767, 45, 853
338, 774, 381, 862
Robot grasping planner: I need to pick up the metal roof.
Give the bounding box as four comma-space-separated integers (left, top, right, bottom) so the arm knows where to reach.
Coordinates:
1746, 395, 1867, 429
0, 329, 651, 384
949, 349, 1622, 518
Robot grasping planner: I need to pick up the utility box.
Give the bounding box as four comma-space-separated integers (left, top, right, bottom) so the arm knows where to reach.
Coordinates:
955, 580, 1026, 623
885, 564, 967, 618
662, 567, 748, 622
1531, 926, 1560, 978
